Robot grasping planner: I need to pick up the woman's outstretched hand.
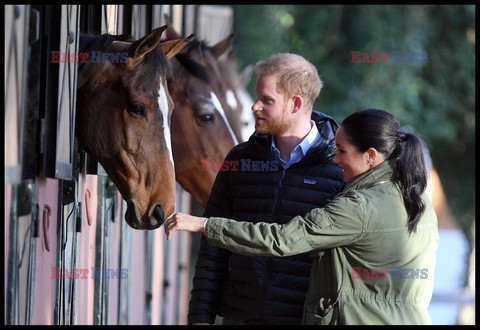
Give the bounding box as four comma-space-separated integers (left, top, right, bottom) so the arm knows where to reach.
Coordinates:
164, 212, 207, 240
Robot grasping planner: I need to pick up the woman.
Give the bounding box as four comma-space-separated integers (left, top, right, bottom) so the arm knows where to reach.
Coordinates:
165, 109, 439, 325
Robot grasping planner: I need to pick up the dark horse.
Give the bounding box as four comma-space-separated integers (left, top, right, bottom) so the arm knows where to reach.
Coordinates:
75, 26, 191, 230
165, 25, 241, 207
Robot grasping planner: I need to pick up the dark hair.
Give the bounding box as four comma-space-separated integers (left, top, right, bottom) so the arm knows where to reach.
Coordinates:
340, 109, 427, 233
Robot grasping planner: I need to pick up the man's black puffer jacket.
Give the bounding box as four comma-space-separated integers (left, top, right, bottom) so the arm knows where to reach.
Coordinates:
188, 111, 345, 325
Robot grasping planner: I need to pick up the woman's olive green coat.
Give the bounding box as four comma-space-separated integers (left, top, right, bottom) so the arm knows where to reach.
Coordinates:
205, 160, 439, 325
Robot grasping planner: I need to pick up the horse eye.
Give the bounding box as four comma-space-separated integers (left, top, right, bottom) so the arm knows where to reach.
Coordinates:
198, 114, 215, 123
129, 103, 147, 117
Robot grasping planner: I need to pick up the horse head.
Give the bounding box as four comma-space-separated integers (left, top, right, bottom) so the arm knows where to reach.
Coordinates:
165, 24, 241, 207
76, 26, 190, 230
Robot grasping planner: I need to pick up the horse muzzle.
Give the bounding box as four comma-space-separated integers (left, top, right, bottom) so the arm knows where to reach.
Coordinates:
125, 200, 165, 230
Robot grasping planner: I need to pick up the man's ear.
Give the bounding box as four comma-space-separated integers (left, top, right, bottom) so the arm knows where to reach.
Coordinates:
292, 95, 303, 113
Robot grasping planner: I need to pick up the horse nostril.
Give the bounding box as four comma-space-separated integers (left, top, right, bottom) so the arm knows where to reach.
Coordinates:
152, 204, 165, 223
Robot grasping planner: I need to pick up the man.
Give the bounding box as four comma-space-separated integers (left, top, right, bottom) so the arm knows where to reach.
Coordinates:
188, 53, 344, 325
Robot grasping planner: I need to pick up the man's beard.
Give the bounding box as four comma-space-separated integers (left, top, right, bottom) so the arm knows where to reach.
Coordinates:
255, 108, 291, 136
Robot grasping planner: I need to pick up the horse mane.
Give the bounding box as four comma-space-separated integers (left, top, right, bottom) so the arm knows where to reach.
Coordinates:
78, 32, 172, 87
174, 39, 214, 85
78, 33, 120, 72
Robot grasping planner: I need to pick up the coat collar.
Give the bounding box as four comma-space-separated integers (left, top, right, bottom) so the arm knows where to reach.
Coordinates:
244, 110, 339, 162
343, 159, 396, 192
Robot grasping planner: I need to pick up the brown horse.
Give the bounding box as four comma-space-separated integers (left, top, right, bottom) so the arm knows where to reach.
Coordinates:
165, 26, 241, 207
75, 26, 191, 230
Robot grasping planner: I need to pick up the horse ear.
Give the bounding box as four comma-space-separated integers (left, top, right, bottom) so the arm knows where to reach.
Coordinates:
210, 33, 234, 59
241, 64, 254, 88
164, 14, 181, 40
227, 48, 237, 62
128, 26, 167, 64
161, 34, 194, 59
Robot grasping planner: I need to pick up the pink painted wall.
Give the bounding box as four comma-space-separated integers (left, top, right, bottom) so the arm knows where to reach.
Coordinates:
163, 232, 180, 325
4, 184, 12, 323
74, 174, 98, 325
151, 228, 165, 325
106, 191, 123, 325
128, 229, 147, 324
32, 178, 59, 325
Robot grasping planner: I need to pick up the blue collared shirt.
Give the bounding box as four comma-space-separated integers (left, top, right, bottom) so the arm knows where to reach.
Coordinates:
271, 120, 321, 168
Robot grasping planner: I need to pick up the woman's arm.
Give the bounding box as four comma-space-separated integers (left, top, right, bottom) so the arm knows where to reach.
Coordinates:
165, 194, 364, 256
164, 212, 311, 256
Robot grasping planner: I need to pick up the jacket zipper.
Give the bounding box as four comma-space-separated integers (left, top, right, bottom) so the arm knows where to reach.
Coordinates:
259, 167, 287, 321
273, 168, 287, 221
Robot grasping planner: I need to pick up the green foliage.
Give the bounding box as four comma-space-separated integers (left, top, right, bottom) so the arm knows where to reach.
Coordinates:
233, 5, 475, 237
